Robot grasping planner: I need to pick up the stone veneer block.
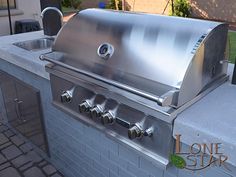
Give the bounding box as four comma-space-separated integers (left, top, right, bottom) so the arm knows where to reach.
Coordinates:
23, 167, 45, 177
0, 167, 21, 177
11, 155, 31, 168
0, 134, 8, 145
10, 135, 25, 146
1, 145, 22, 160
0, 153, 7, 164
42, 164, 57, 175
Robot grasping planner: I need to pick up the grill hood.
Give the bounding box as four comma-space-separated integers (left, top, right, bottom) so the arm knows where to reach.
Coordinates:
41, 9, 228, 108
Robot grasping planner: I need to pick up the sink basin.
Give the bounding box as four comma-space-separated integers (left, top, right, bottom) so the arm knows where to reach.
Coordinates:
13, 38, 54, 51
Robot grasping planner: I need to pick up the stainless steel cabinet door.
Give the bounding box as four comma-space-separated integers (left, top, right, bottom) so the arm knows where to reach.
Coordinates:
0, 73, 19, 127
0, 71, 48, 154
14, 82, 47, 152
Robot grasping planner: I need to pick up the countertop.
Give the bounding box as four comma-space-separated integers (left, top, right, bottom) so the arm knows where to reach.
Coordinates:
174, 66, 236, 167
0, 31, 50, 80
0, 31, 236, 167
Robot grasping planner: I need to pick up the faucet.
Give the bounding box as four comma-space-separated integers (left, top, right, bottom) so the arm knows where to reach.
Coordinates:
41, 7, 63, 36
41, 7, 63, 19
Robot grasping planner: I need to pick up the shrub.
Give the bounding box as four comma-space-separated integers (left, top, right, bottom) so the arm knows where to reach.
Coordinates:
61, 0, 71, 8
171, 0, 191, 17
107, 0, 122, 10
70, 0, 82, 9
61, 0, 82, 9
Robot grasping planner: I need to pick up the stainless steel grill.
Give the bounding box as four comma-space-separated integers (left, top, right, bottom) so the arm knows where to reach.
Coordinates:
40, 9, 229, 168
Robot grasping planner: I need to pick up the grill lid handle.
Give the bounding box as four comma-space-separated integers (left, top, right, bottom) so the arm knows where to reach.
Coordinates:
40, 53, 178, 107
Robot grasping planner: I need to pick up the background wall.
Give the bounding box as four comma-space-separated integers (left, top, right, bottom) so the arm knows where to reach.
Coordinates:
189, 0, 236, 29
124, 0, 170, 14
189, 0, 236, 22
0, 0, 41, 36
123, 0, 236, 29
81, 0, 109, 9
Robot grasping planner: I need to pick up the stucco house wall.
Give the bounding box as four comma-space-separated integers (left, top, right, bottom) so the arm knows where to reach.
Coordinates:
124, 0, 236, 28
190, 0, 236, 29
189, 0, 236, 23
81, 0, 109, 9
0, 0, 41, 36
80, 0, 170, 15
124, 0, 170, 14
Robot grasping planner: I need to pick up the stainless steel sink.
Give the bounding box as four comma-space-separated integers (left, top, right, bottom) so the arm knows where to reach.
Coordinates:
13, 38, 54, 51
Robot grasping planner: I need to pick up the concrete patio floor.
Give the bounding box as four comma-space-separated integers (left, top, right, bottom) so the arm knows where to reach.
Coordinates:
0, 123, 64, 177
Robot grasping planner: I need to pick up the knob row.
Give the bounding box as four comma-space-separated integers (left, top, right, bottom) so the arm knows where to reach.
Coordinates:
78, 101, 115, 125
61, 93, 153, 140
78, 101, 153, 140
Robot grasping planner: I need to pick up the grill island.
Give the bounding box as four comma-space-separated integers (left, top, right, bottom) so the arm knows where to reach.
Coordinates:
40, 9, 229, 168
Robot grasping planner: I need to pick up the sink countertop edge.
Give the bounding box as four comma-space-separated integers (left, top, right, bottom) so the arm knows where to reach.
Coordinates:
0, 31, 51, 80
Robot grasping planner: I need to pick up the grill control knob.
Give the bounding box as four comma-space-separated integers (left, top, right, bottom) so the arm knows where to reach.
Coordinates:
61, 88, 74, 103
144, 127, 154, 137
101, 111, 115, 125
90, 105, 103, 118
79, 100, 92, 113
128, 124, 143, 140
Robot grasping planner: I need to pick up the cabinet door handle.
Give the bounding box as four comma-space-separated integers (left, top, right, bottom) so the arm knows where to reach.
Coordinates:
14, 98, 25, 122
